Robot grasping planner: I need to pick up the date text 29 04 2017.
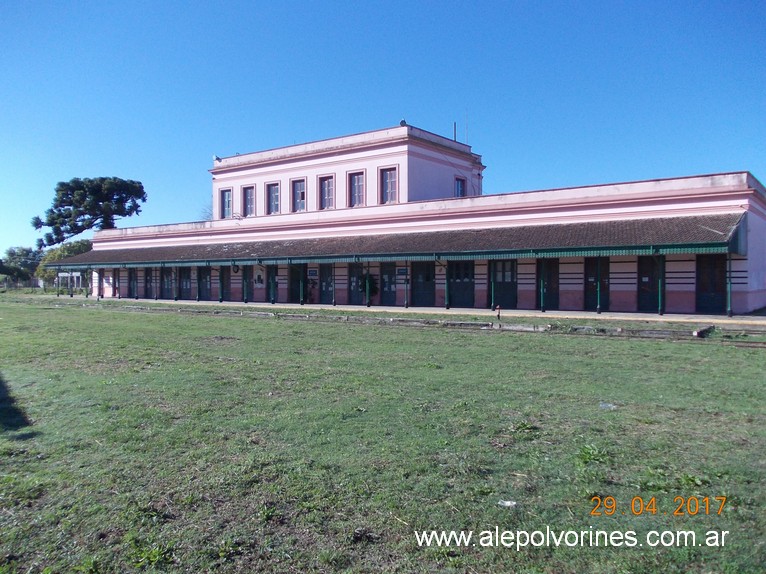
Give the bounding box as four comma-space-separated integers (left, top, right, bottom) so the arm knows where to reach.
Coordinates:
590, 495, 726, 517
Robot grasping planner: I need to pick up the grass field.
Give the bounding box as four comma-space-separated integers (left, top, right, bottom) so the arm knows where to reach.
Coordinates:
0, 297, 763, 573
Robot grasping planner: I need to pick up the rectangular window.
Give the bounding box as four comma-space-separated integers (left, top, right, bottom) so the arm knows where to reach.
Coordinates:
221, 188, 232, 218
495, 260, 517, 283
291, 179, 306, 212
380, 168, 397, 204
455, 178, 467, 198
266, 183, 280, 214
243, 186, 255, 217
319, 176, 334, 210
349, 172, 364, 207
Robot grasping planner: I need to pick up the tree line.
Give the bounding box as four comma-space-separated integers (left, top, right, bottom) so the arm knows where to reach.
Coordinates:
1, 241, 93, 288
1, 176, 147, 289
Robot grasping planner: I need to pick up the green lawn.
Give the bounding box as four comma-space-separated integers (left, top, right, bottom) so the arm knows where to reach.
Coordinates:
0, 298, 763, 573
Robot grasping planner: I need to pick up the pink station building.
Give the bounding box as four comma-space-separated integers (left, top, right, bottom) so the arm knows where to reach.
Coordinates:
56, 123, 766, 316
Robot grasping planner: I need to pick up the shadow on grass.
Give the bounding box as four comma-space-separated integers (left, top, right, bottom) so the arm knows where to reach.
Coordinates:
0, 372, 34, 436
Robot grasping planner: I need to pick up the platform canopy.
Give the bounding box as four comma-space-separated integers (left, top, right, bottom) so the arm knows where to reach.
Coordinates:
47, 213, 746, 270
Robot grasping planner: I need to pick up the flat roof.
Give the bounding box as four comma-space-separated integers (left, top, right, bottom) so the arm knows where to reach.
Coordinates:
210, 124, 478, 173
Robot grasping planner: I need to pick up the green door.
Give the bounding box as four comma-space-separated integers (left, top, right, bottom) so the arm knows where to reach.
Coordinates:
380, 263, 397, 306
348, 263, 365, 305
584, 257, 609, 312
144, 268, 154, 299
637, 256, 664, 313
179, 268, 192, 300
411, 262, 435, 307
127, 269, 138, 299
219, 267, 231, 301
696, 254, 726, 314
289, 264, 308, 304
160, 268, 173, 299
490, 260, 517, 309
266, 266, 278, 303
197, 267, 211, 301
242, 266, 252, 303
447, 261, 475, 308
536, 259, 559, 311
319, 264, 334, 304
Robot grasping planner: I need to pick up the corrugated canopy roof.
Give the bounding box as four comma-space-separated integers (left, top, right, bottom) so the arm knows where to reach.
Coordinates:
48, 213, 746, 269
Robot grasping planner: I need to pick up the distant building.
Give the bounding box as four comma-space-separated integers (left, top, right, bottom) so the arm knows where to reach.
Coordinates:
55, 272, 82, 290
53, 124, 766, 315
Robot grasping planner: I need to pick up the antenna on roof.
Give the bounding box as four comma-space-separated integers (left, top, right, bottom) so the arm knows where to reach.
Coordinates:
453, 121, 457, 142
400, 119, 407, 127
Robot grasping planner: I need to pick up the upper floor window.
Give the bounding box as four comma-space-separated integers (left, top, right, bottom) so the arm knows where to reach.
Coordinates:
220, 188, 232, 218
455, 177, 467, 198
380, 168, 398, 204
292, 179, 306, 212
319, 176, 334, 210
243, 186, 255, 217
349, 172, 365, 207
266, 183, 280, 214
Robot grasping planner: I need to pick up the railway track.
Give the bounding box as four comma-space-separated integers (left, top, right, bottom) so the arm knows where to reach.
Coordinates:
719, 340, 766, 349
41, 299, 766, 346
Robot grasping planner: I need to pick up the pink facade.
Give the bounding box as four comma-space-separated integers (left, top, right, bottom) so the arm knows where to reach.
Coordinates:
209, 124, 483, 221
54, 124, 766, 315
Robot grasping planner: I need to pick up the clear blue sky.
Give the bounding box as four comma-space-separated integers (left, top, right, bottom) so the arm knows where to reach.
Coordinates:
1, 0, 764, 257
